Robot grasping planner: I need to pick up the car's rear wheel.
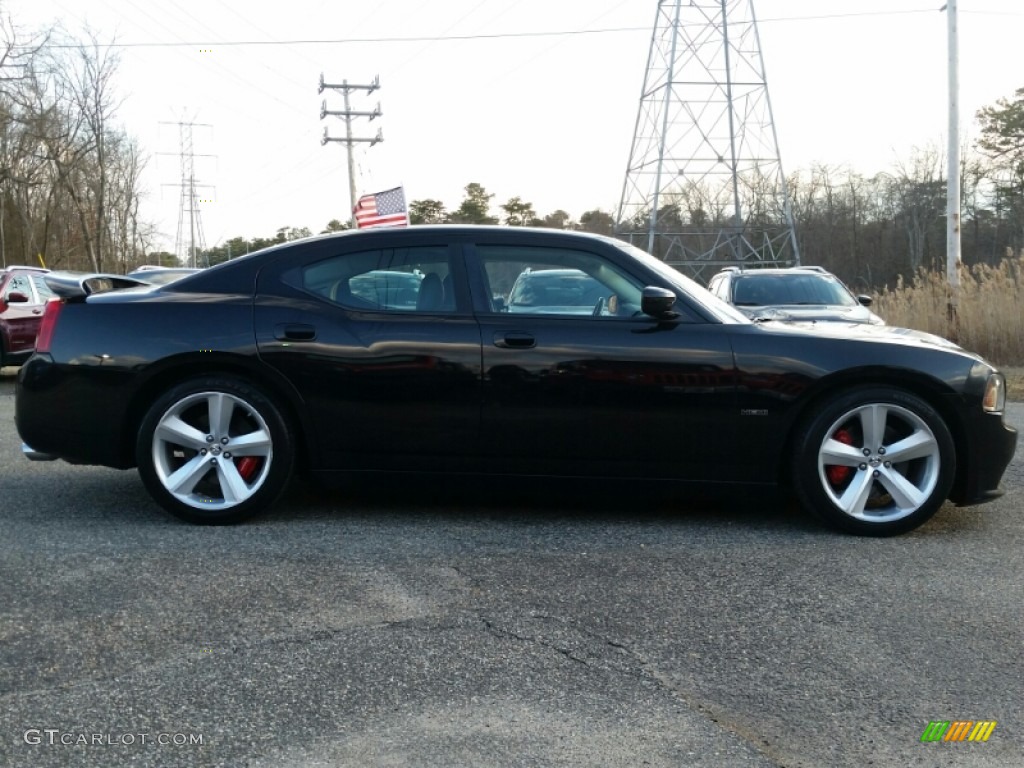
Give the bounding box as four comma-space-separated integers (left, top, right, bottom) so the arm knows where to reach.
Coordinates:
136, 377, 294, 524
792, 387, 955, 536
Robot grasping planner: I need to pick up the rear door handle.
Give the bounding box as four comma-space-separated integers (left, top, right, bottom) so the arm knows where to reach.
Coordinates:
493, 331, 536, 349
275, 323, 317, 341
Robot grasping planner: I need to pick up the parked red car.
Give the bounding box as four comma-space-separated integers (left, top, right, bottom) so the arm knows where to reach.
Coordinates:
0, 266, 52, 368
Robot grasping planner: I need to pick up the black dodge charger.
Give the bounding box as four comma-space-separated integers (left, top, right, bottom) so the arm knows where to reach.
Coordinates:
15, 227, 1017, 535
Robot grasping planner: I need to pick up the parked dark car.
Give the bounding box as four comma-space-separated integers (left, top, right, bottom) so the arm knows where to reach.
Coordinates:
0, 266, 52, 368
707, 266, 885, 325
15, 227, 1016, 535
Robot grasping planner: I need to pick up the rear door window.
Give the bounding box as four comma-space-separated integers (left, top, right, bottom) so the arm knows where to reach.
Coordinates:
300, 245, 458, 313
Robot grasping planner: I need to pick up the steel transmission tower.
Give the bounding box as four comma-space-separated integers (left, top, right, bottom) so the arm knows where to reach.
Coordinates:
160, 121, 214, 268
616, 0, 799, 281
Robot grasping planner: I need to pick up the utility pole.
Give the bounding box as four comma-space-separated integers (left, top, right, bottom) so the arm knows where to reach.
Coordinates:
319, 74, 383, 227
945, 0, 961, 342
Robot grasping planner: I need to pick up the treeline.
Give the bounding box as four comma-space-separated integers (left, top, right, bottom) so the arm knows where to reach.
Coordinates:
3, 10, 1022, 293
197, 184, 619, 266
417, 141, 1022, 292
399, 139, 1022, 295
200, 145, 1024, 291
783, 141, 1022, 291
412, 89, 1024, 292
1, 21, 149, 273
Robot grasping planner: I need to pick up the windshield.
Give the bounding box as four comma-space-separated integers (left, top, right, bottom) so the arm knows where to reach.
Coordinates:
613, 241, 750, 323
733, 274, 858, 307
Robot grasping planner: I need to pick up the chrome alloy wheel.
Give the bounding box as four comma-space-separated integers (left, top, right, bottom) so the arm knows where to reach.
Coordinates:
817, 402, 942, 524
151, 391, 274, 510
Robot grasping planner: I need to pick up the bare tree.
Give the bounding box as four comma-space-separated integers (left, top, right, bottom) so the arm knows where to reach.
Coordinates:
2, 20, 148, 273
60, 30, 123, 271
891, 146, 946, 273
1, 12, 50, 266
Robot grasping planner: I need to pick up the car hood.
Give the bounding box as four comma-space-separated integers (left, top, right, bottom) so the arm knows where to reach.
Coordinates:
741, 304, 882, 324
754, 316, 976, 355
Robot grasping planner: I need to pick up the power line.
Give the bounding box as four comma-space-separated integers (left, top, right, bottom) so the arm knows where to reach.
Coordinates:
21, 10, 959, 50
26, 27, 648, 48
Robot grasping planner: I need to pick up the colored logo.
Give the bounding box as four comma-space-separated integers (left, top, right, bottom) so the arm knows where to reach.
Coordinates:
921, 721, 997, 742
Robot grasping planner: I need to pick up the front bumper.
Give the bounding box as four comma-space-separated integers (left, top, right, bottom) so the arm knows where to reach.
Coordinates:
950, 410, 1017, 506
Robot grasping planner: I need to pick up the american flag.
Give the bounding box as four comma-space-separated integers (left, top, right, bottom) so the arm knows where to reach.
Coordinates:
354, 186, 409, 229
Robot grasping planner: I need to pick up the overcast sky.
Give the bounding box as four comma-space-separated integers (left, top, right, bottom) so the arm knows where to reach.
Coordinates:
4, 0, 1021, 253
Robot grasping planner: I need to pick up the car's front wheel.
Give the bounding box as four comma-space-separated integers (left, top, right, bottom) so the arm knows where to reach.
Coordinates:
136, 377, 294, 524
792, 387, 955, 536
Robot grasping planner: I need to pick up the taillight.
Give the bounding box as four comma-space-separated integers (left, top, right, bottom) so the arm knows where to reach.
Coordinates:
35, 299, 64, 353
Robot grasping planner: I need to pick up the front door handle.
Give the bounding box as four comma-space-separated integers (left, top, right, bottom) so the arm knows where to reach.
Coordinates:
493, 331, 536, 349
275, 323, 316, 341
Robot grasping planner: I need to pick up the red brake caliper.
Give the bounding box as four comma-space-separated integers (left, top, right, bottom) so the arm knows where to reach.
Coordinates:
236, 456, 261, 482
825, 429, 854, 486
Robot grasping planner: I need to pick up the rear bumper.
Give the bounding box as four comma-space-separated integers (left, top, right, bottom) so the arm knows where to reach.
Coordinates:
16, 354, 135, 468
22, 443, 58, 461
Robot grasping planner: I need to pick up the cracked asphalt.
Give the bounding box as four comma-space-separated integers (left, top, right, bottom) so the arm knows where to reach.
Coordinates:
1, 370, 1022, 767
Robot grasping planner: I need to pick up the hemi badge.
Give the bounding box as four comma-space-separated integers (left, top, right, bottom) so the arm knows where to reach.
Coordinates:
740, 409, 769, 416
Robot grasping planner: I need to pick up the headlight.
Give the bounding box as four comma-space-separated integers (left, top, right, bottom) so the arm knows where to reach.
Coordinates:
983, 373, 1005, 413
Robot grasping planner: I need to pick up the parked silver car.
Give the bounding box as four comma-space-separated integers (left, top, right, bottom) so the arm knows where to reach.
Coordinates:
707, 266, 884, 325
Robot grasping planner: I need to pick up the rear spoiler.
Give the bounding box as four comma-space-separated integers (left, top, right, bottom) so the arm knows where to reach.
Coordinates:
44, 271, 150, 299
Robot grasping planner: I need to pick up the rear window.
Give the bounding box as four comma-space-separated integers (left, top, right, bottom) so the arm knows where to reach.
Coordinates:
300, 246, 456, 313
733, 275, 856, 307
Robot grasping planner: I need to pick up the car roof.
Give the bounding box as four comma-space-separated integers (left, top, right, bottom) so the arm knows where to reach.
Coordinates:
165, 227, 640, 294
727, 268, 834, 277
248, 225, 625, 253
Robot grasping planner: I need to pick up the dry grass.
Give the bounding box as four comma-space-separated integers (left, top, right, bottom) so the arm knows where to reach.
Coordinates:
1003, 367, 1024, 402
873, 256, 1024, 368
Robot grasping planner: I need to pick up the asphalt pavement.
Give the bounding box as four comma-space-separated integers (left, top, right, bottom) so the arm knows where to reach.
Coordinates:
1, 369, 1021, 767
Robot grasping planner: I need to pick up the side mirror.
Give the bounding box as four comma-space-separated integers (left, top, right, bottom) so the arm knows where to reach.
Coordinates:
641, 286, 678, 319
5, 291, 29, 304
856, 295, 873, 307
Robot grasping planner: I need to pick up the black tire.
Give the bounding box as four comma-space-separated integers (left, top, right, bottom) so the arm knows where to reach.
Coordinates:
792, 387, 955, 536
136, 376, 294, 524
